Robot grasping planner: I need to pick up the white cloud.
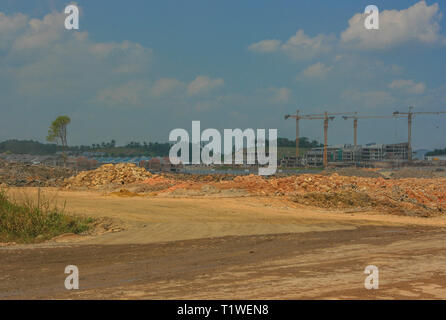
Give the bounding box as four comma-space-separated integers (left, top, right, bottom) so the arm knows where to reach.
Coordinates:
268, 87, 291, 103
0, 12, 28, 50
12, 11, 67, 51
281, 30, 333, 59
248, 39, 281, 53
341, 1, 446, 49
248, 29, 333, 60
187, 75, 224, 96
389, 79, 426, 95
249, 1, 446, 59
297, 62, 332, 80
0, 10, 153, 103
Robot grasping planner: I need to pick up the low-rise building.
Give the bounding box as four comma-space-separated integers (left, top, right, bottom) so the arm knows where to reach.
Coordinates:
301, 142, 409, 167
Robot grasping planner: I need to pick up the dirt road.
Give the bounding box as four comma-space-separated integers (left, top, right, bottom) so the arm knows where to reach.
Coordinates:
1, 188, 446, 299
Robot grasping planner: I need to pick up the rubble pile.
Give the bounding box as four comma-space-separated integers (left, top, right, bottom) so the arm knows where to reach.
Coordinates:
0, 160, 74, 187
65, 163, 152, 189
218, 174, 446, 215
33, 160, 446, 216
135, 173, 446, 216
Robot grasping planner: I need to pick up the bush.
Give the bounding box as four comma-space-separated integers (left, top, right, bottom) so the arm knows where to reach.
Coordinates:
0, 189, 93, 243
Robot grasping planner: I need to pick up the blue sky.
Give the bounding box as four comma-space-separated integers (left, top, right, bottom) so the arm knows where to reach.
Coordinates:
1, 0, 445, 149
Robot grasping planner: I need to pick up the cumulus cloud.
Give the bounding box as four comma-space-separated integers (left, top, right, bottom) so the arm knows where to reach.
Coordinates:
268, 87, 291, 103
249, 1, 446, 60
341, 1, 446, 49
297, 62, 332, 80
0, 9, 228, 113
187, 75, 224, 96
281, 30, 333, 59
0, 10, 153, 103
95, 75, 226, 107
248, 39, 281, 53
0, 12, 28, 50
248, 29, 333, 60
11, 11, 68, 51
389, 79, 426, 95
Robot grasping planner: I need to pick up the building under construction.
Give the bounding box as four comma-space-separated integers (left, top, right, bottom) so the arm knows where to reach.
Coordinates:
284, 106, 445, 167
302, 142, 409, 167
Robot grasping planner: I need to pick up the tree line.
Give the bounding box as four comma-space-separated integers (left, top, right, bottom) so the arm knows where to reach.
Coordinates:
0, 137, 321, 157
426, 148, 446, 156
0, 115, 322, 157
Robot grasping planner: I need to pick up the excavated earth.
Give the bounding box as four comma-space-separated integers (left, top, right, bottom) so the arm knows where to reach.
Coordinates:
60, 164, 446, 217
2, 163, 446, 299
2, 188, 446, 299
0, 160, 74, 187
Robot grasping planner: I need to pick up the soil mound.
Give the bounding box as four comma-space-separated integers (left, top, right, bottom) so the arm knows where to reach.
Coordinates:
65, 163, 152, 189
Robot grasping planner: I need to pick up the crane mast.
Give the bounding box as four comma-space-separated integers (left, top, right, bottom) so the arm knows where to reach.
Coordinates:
393, 106, 446, 161
285, 106, 445, 166
342, 114, 405, 147
285, 110, 354, 167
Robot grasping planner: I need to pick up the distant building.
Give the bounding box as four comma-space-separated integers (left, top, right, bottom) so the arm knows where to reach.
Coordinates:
341, 145, 362, 162
141, 157, 182, 172
300, 142, 409, 167
383, 143, 409, 160
304, 146, 342, 167
361, 144, 384, 162
280, 156, 297, 167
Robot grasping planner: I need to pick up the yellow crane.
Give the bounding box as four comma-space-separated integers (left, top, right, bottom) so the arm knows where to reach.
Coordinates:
342, 113, 404, 147
393, 106, 446, 160
285, 110, 355, 167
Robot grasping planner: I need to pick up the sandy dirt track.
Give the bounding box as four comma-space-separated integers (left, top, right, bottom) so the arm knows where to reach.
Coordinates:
1, 188, 446, 299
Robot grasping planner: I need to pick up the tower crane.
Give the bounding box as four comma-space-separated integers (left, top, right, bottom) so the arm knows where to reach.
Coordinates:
393, 106, 446, 161
285, 110, 355, 167
342, 113, 405, 147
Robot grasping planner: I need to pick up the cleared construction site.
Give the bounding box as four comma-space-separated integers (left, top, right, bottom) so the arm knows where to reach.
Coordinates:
2, 1, 446, 304
1, 105, 446, 300
1, 155, 446, 299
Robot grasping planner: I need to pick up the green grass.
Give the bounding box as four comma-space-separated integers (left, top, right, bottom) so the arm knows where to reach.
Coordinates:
0, 189, 94, 244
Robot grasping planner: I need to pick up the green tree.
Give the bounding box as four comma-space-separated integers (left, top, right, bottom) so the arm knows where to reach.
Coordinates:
46, 116, 71, 165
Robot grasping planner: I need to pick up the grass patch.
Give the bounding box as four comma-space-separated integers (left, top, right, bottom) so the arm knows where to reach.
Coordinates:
0, 189, 94, 243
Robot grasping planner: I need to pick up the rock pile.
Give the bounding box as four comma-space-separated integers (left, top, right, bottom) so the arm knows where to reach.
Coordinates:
65, 163, 152, 189
135, 173, 446, 216
0, 160, 74, 187
60, 164, 446, 216
216, 173, 446, 215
